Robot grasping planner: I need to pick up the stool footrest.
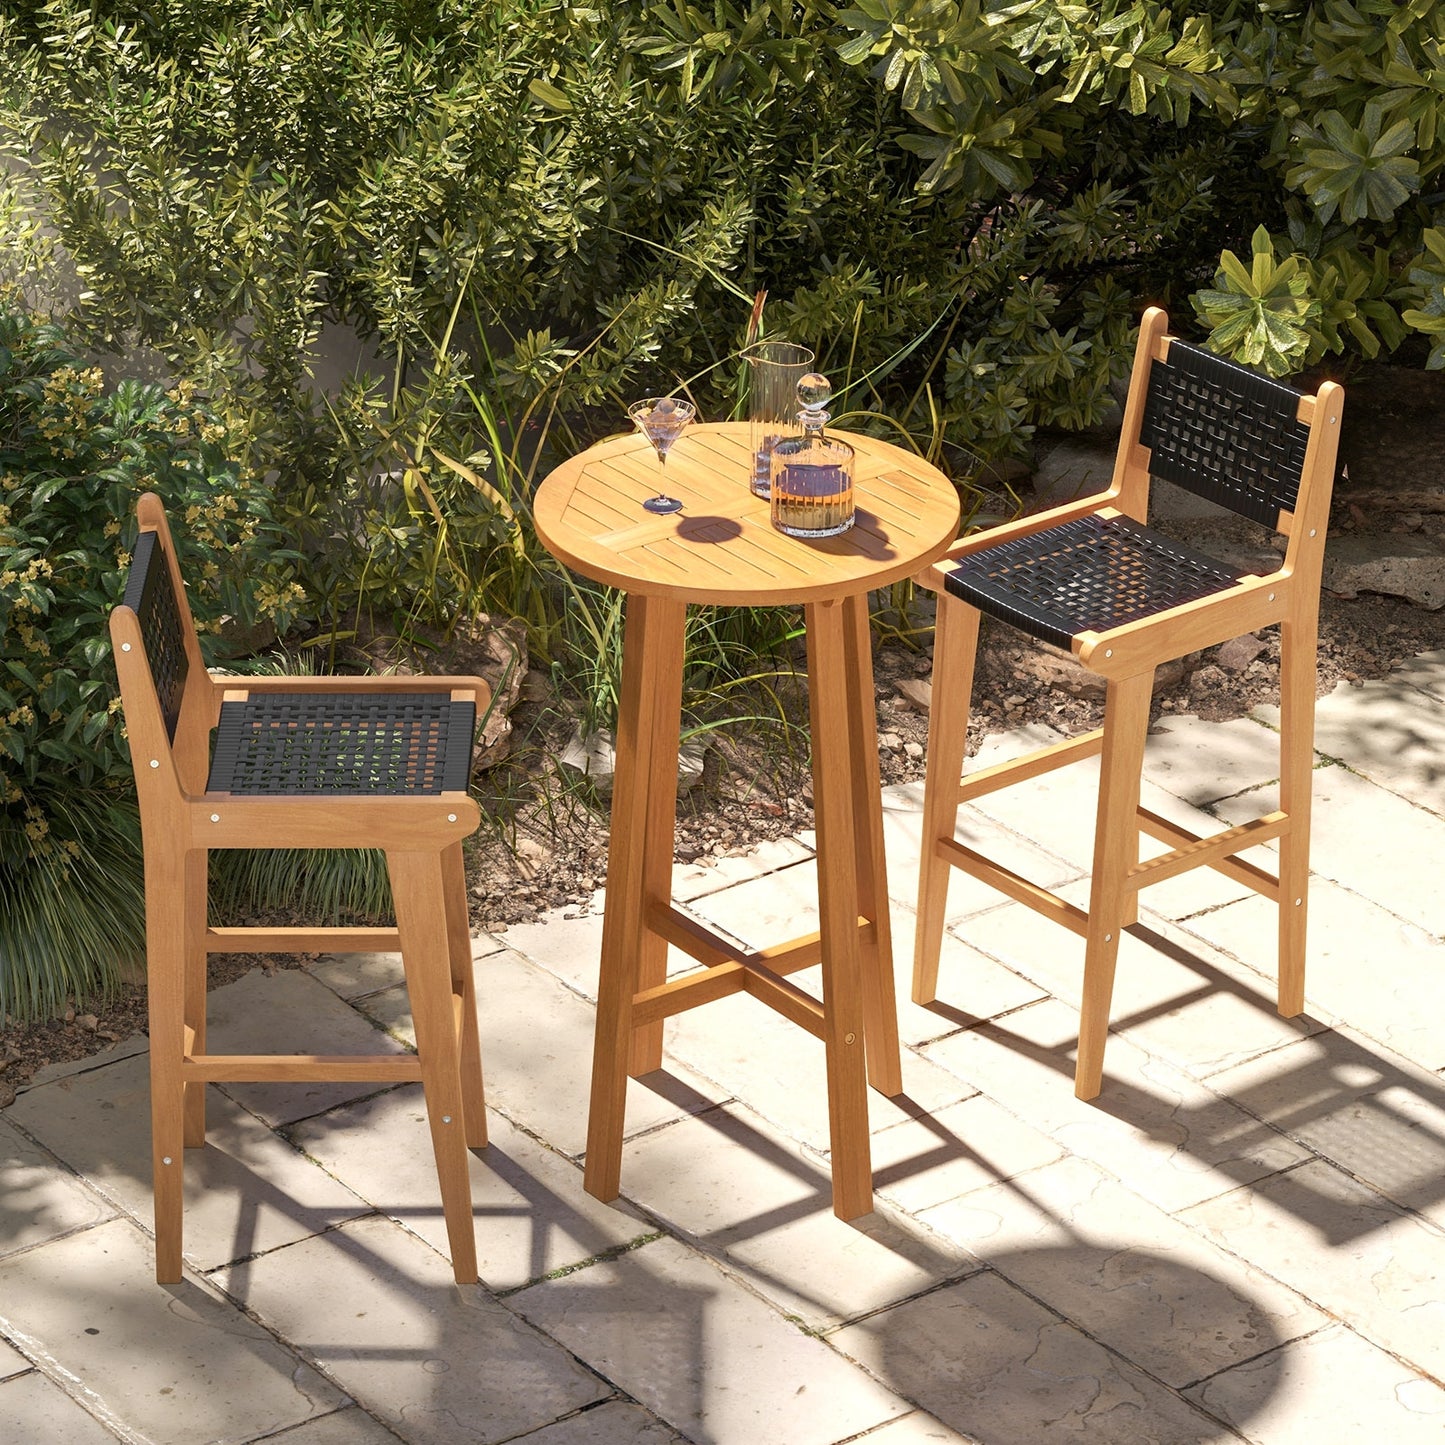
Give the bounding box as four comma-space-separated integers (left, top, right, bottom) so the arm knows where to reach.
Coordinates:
956, 729, 1104, 805
179, 1052, 424, 1082
647, 901, 874, 976
1134, 808, 1285, 896
205, 926, 402, 953
631, 902, 865, 1037
936, 837, 1089, 936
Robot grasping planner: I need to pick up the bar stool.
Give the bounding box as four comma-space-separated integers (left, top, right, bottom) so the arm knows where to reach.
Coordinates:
110, 493, 490, 1282
912, 308, 1345, 1098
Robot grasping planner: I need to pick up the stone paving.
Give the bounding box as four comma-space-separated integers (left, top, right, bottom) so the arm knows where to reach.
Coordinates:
4, 653, 1445, 1444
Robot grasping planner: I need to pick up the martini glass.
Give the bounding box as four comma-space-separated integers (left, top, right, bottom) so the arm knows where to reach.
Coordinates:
627, 396, 695, 514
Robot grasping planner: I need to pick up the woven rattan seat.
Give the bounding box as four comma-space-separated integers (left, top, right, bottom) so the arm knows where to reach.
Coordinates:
111, 493, 492, 1283
209, 691, 474, 796
912, 308, 1345, 1100
944, 514, 1243, 648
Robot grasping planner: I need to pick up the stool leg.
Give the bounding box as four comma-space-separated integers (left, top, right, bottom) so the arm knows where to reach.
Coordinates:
1277, 614, 1316, 1017
147, 842, 204, 1282
389, 849, 478, 1285
913, 598, 978, 1005
183, 845, 209, 1149
808, 598, 873, 1221
442, 840, 487, 1149
1075, 671, 1151, 1101
843, 592, 902, 1097
585, 595, 686, 1204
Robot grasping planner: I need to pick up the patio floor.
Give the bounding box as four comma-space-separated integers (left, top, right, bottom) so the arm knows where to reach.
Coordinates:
4, 651, 1445, 1444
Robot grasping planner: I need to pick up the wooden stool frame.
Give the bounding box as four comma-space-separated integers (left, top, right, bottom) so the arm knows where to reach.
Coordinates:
912, 309, 1346, 1099
110, 493, 491, 1283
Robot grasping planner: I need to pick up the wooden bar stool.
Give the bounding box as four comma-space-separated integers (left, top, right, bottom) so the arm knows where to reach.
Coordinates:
110, 493, 491, 1282
912, 308, 1345, 1099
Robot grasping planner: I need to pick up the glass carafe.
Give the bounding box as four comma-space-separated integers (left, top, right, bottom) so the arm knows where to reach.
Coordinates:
769, 373, 855, 538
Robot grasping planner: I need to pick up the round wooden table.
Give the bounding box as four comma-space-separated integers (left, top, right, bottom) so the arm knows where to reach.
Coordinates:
534, 421, 960, 1219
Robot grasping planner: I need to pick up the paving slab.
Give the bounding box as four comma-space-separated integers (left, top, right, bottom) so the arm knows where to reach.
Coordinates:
1186, 1323, 1445, 1444
0, 1334, 29, 1378
219, 1213, 607, 1445
259, 1406, 407, 1444
617, 1102, 976, 1327
508, 1400, 686, 1443
1206, 1032, 1445, 1227
1182, 1159, 1445, 1380
684, 855, 1047, 1045
1216, 762, 1445, 935
206, 967, 411, 1125
920, 999, 1310, 1214
671, 835, 815, 902
1182, 877, 1445, 1071
0, 1115, 115, 1258
844, 1413, 978, 1444
288, 1084, 652, 1290
659, 973, 974, 1153
16, 1034, 148, 1094
0, 1369, 130, 1443
496, 909, 609, 998
918, 1157, 1322, 1387
307, 941, 520, 1004
884, 904, 1048, 1045
1302, 673, 1445, 817
8, 1053, 370, 1270
832, 1268, 1231, 1444
511, 1235, 910, 1445
878, 777, 1086, 920
358, 948, 727, 1156
864, 1093, 1066, 1215
1140, 713, 1287, 806
0, 1218, 346, 1445
1389, 647, 1445, 702
953, 893, 1323, 1079
956, 748, 1263, 919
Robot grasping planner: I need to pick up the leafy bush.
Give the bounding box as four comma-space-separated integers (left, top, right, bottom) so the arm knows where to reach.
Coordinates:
0, 293, 300, 1020
839, 0, 1445, 377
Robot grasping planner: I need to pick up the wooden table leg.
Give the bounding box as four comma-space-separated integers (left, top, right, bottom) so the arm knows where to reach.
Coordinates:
806, 598, 874, 1221
842, 591, 903, 1097
584, 593, 687, 1203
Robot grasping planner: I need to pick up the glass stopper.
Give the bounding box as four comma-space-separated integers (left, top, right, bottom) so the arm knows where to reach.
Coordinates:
797, 373, 832, 410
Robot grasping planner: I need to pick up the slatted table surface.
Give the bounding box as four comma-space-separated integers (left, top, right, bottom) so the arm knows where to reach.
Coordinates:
533, 421, 961, 604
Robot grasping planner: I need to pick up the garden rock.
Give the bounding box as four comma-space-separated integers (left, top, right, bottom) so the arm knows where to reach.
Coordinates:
560, 729, 708, 797
1323, 534, 1445, 610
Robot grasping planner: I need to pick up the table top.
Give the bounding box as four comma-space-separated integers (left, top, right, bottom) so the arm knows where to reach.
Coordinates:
533, 421, 961, 605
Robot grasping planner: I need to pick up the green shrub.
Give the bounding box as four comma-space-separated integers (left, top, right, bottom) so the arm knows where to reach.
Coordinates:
0, 292, 300, 1020
838, 0, 1445, 377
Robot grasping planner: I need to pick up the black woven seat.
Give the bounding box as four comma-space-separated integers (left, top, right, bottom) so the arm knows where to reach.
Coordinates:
944, 514, 1243, 649
209, 691, 475, 796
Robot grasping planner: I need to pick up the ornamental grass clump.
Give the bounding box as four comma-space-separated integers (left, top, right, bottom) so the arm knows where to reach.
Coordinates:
0, 292, 301, 1021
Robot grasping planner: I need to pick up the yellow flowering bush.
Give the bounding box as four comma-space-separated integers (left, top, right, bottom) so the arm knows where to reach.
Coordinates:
0, 296, 301, 1017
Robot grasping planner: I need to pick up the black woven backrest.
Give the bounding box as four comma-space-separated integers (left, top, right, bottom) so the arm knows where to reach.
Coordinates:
1139, 340, 1312, 527
119, 528, 190, 743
